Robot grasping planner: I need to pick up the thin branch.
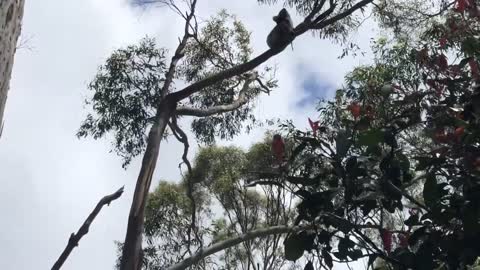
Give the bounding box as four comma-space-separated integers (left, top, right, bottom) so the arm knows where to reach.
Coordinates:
51, 187, 124, 270
312, 0, 336, 24
166, 225, 311, 270
313, 0, 373, 29
168, 117, 202, 248
160, 0, 197, 99
175, 73, 258, 117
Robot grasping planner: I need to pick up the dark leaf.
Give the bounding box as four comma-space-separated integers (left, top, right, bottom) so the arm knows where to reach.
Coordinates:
304, 261, 314, 270
404, 213, 420, 227
323, 250, 333, 269
367, 255, 378, 269
423, 173, 439, 208
284, 233, 306, 261
317, 230, 331, 245
336, 129, 351, 158
408, 226, 427, 247
358, 129, 384, 147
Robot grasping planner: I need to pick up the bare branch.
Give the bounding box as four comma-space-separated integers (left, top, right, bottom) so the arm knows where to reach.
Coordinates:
166, 225, 311, 270
168, 116, 202, 249
51, 187, 124, 270
160, 0, 197, 99
175, 73, 258, 117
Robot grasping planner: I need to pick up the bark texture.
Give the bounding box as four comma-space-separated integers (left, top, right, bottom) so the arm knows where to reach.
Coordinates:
0, 0, 25, 135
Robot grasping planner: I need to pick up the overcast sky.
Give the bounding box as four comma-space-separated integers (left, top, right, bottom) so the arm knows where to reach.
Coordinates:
0, 0, 377, 269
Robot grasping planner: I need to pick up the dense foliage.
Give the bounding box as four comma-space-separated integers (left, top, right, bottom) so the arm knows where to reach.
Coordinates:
135, 138, 298, 270
262, 2, 480, 269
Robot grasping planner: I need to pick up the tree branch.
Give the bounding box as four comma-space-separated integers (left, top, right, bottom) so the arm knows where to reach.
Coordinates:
166, 225, 310, 270
51, 187, 124, 270
168, 0, 374, 103
168, 117, 202, 249
169, 50, 277, 102
175, 73, 258, 117
313, 0, 373, 29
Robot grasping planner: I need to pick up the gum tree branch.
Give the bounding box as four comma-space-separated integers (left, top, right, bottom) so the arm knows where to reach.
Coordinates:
51, 187, 124, 270
175, 72, 258, 117
166, 225, 310, 270
169, 0, 374, 103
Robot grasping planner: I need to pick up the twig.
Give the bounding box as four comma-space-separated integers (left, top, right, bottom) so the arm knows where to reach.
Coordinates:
51, 187, 124, 270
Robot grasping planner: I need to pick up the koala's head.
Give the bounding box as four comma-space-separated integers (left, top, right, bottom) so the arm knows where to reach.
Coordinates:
273, 8, 289, 24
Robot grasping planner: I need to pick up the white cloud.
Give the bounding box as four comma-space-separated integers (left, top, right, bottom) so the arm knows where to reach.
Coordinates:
0, 1, 377, 269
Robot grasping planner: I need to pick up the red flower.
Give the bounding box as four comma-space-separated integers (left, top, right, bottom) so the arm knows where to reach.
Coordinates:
455, 0, 468, 12
272, 134, 285, 163
347, 103, 361, 119
381, 230, 393, 253
308, 118, 320, 137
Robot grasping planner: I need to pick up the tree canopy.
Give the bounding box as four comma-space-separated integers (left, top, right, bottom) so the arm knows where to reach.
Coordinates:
70, 0, 480, 270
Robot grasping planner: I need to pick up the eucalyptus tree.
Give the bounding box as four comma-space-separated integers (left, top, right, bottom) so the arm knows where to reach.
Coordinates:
133, 139, 297, 270
77, 0, 383, 269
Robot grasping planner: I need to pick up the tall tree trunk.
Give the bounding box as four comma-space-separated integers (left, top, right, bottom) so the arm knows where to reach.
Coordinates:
120, 98, 176, 270
0, 0, 25, 135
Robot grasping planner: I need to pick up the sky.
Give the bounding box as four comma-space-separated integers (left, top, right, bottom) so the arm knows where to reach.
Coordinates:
0, 0, 377, 269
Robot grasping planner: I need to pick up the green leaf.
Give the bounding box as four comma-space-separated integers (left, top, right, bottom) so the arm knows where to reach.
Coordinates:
284, 235, 304, 261
284, 232, 312, 261
358, 129, 384, 147
423, 173, 439, 208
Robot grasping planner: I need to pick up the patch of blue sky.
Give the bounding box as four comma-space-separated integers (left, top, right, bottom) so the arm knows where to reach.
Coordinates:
295, 72, 334, 108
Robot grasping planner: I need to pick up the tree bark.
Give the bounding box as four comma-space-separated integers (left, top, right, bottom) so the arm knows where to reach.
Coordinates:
119, 98, 177, 270
0, 0, 25, 136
